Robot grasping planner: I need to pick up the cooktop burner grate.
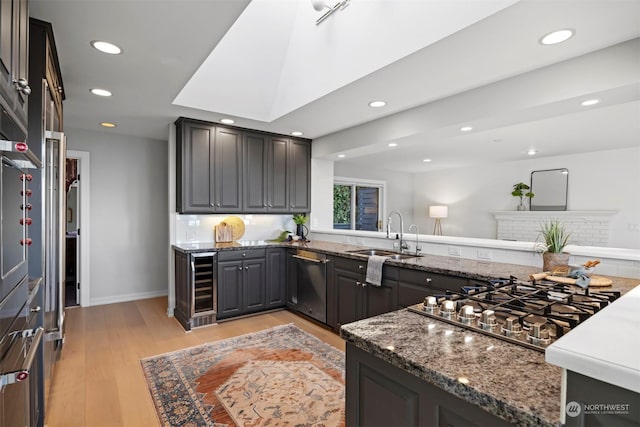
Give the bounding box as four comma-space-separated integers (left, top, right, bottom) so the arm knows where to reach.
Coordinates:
407, 276, 620, 352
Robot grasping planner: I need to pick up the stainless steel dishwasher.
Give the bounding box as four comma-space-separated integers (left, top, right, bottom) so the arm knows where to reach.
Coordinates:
292, 249, 329, 323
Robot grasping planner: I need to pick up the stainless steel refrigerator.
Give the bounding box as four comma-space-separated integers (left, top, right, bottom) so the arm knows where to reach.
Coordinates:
29, 77, 66, 403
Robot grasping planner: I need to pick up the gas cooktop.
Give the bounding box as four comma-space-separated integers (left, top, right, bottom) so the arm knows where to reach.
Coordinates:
407, 276, 620, 352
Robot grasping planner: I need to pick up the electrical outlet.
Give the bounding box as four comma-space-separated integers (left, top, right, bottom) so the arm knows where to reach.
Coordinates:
448, 246, 461, 257
477, 249, 492, 260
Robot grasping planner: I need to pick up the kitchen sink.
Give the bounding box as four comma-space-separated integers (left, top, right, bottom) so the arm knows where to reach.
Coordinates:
347, 249, 421, 260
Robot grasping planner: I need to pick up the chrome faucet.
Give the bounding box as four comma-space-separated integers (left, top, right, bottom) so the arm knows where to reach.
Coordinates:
408, 224, 422, 256
387, 210, 409, 252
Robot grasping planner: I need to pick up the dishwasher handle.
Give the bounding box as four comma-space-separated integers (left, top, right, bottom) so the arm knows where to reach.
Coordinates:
292, 255, 330, 264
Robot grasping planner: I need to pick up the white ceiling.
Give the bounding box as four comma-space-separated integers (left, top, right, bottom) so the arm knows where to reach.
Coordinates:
29, 0, 640, 173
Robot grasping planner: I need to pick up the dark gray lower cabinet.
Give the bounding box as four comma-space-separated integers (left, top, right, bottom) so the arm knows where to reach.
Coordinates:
266, 248, 286, 309
332, 257, 398, 330
346, 343, 512, 427
217, 249, 266, 320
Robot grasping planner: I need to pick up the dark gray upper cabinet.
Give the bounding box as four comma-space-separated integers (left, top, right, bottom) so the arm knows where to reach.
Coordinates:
289, 139, 311, 212
213, 126, 242, 212
176, 119, 216, 213
0, 0, 29, 137
176, 117, 311, 214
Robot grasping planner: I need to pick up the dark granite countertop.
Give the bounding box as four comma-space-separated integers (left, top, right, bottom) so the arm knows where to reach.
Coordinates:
341, 309, 563, 427
172, 240, 639, 293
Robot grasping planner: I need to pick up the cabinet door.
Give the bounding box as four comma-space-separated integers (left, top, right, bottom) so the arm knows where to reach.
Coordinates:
217, 260, 243, 319
365, 277, 398, 318
177, 121, 216, 213
288, 139, 310, 212
243, 132, 267, 212
266, 136, 289, 212
335, 267, 363, 328
0, 0, 29, 134
266, 248, 286, 309
214, 126, 242, 212
243, 258, 266, 313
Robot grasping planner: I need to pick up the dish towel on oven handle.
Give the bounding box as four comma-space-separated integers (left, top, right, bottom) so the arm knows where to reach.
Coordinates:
366, 255, 389, 287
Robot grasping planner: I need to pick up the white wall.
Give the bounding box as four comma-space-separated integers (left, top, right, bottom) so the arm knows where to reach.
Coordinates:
334, 161, 415, 228
66, 127, 169, 305
412, 147, 640, 249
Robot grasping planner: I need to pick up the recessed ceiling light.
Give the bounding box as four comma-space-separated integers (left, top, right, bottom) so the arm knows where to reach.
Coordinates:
338, 154, 346, 158
100, 122, 116, 128
460, 126, 473, 132
90, 88, 112, 97
291, 131, 304, 136
388, 143, 397, 147
220, 118, 235, 124
90, 40, 122, 55
581, 99, 600, 106
527, 149, 537, 156
540, 29, 574, 45
423, 158, 432, 162
369, 101, 387, 108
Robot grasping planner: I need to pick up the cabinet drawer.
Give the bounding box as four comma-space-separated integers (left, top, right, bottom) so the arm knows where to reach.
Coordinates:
218, 248, 266, 262
398, 269, 468, 293
334, 256, 367, 273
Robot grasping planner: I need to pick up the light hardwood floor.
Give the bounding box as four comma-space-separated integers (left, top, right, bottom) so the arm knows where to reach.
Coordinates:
45, 297, 345, 427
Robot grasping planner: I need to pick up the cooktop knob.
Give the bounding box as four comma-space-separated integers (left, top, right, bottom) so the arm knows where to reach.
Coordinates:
479, 310, 498, 331
423, 296, 437, 313
458, 305, 476, 325
439, 299, 456, 320
501, 316, 523, 337
527, 323, 551, 346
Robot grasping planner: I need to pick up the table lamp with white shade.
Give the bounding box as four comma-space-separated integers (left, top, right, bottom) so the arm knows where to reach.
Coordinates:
429, 205, 448, 235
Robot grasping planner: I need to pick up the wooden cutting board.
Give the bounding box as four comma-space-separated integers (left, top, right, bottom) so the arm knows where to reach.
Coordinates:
215, 222, 233, 243
545, 275, 613, 287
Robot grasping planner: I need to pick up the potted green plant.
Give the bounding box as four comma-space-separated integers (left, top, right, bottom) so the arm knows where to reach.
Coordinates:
292, 214, 309, 240
537, 220, 571, 272
511, 182, 534, 211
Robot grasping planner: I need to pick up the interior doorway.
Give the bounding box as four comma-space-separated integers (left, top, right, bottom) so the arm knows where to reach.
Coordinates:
65, 150, 90, 307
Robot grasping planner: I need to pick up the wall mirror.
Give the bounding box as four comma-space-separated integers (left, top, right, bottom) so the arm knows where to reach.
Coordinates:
530, 168, 568, 211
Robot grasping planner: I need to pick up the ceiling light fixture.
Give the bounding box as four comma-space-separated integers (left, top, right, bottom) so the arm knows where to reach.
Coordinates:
527, 149, 537, 156
581, 99, 600, 106
90, 40, 122, 54
90, 88, 112, 97
369, 100, 386, 108
460, 126, 473, 132
388, 143, 397, 147
220, 118, 235, 124
291, 131, 304, 136
539, 29, 575, 45
100, 122, 116, 128
311, 0, 350, 25
338, 154, 346, 158
423, 158, 432, 162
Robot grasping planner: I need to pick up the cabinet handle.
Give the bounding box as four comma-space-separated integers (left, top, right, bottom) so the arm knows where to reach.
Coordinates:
263, 203, 267, 207
268, 204, 272, 207
216, 203, 221, 207
358, 265, 364, 270
291, 204, 295, 208
238, 267, 242, 271
13, 78, 31, 95
426, 278, 433, 283
242, 253, 246, 257
245, 266, 249, 270
362, 282, 367, 287
355, 281, 361, 287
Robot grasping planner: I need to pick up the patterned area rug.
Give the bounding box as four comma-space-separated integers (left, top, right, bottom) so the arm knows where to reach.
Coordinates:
141, 324, 345, 426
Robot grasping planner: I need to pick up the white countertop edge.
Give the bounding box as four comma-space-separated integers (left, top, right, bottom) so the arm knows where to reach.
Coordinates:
545, 346, 640, 393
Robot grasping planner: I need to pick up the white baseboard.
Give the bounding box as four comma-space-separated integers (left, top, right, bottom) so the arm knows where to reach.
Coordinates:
89, 289, 168, 307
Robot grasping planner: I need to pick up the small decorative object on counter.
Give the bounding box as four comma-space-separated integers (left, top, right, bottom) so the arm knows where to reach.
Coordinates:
511, 182, 534, 211
292, 213, 309, 241
537, 219, 571, 272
